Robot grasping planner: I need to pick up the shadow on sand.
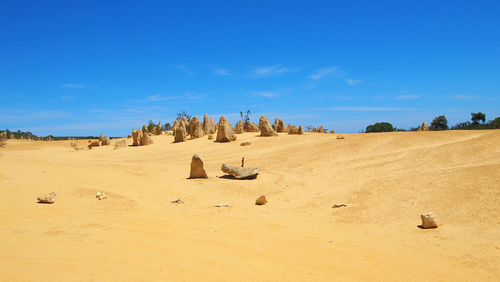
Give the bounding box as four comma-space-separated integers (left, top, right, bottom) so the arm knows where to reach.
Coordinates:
217, 174, 258, 180
417, 225, 438, 229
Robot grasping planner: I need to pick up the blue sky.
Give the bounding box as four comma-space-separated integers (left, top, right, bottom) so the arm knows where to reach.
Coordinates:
1, 1, 499, 136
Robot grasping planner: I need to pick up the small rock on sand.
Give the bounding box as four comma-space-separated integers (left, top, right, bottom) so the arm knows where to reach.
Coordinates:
420, 212, 438, 229
255, 195, 267, 205
213, 203, 231, 207
337, 136, 345, 140
96, 191, 107, 200
171, 199, 184, 204
37, 192, 56, 204
332, 203, 347, 208
240, 142, 251, 146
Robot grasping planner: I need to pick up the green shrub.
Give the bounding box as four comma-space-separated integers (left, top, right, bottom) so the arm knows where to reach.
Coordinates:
365, 122, 394, 133
489, 117, 500, 129
430, 115, 448, 130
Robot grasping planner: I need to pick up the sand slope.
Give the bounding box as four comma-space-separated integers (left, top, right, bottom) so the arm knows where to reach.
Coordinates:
0, 130, 499, 281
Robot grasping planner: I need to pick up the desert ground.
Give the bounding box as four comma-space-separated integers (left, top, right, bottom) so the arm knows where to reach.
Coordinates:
0, 130, 499, 281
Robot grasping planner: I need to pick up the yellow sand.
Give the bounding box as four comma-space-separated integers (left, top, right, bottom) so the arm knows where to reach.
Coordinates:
0, 130, 499, 281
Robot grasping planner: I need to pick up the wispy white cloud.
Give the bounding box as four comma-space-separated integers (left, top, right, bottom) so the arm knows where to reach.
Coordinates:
60, 83, 86, 88
123, 109, 144, 114
19, 119, 147, 137
86, 108, 110, 113
2, 105, 181, 136
251, 91, 282, 98
394, 94, 421, 100
301, 83, 316, 90
214, 68, 230, 76
0, 109, 73, 123
310, 67, 345, 80
175, 65, 194, 75
371, 95, 386, 100
183, 93, 205, 104
136, 93, 205, 104
451, 95, 475, 100
252, 64, 292, 77
143, 94, 182, 102
345, 79, 361, 86
207, 113, 242, 122
333, 95, 355, 100
485, 97, 499, 101
60, 95, 76, 101
325, 106, 412, 111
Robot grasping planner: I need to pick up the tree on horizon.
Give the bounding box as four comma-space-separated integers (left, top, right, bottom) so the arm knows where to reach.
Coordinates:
471, 112, 486, 125
430, 115, 449, 131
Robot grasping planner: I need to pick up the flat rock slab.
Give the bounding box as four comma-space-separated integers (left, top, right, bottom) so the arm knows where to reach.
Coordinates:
37, 192, 56, 204
221, 164, 260, 179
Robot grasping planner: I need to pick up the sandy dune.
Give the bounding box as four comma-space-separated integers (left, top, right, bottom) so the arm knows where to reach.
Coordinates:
0, 130, 499, 281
